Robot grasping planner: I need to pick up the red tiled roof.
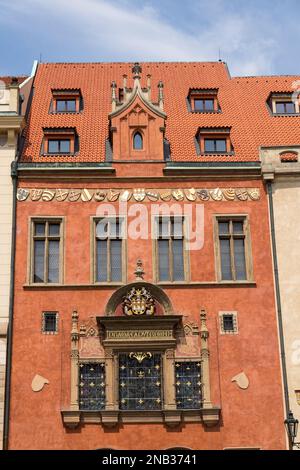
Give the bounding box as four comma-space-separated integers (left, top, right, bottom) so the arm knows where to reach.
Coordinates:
0, 76, 28, 87
21, 62, 300, 163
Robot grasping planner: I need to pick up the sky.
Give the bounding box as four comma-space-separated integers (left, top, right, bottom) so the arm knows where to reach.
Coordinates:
0, 0, 299, 77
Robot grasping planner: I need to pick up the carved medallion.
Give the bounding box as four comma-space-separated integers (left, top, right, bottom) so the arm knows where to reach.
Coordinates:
160, 190, 172, 201
235, 188, 248, 201
223, 188, 236, 201
133, 189, 146, 202
120, 190, 132, 202
248, 188, 260, 201
146, 191, 159, 202
81, 189, 93, 202
172, 189, 184, 201
123, 287, 155, 316
197, 189, 209, 201
16, 188, 30, 201
185, 188, 197, 201
68, 190, 81, 202
31, 189, 43, 201
94, 190, 107, 202
107, 189, 120, 202
56, 189, 69, 202
210, 188, 223, 201
42, 190, 55, 201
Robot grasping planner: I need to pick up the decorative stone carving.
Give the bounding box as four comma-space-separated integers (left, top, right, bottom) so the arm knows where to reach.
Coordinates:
17, 187, 261, 203
123, 286, 155, 316
31, 374, 49, 392
231, 372, 249, 390
134, 259, 145, 281
183, 321, 199, 336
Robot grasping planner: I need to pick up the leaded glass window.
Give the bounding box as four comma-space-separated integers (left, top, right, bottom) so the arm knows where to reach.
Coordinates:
119, 353, 162, 410
157, 217, 186, 282
217, 218, 248, 281
32, 220, 62, 284
175, 361, 202, 409
79, 362, 105, 410
95, 218, 124, 283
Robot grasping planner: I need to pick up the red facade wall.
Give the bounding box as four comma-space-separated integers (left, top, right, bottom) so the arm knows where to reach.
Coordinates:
9, 176, 286, 450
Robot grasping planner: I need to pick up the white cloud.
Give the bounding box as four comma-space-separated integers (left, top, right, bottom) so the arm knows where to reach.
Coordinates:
0, 0, 280, 75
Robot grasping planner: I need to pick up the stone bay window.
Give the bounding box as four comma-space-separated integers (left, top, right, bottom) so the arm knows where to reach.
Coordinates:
61, 280, 220, 428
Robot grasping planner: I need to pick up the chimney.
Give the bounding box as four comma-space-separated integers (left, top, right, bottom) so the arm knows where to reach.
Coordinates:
9, 77, 20, 114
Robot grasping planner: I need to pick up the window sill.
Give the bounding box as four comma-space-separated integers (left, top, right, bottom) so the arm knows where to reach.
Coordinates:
61, 407, 221, 429
191, 110, 221, 114
200, 152, 235, 156
156, 281, 256, 288
23, 281, 256, 289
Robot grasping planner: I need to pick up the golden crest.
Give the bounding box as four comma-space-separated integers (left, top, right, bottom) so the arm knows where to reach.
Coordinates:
129, 352, 152, 363
123, 287, 155, 316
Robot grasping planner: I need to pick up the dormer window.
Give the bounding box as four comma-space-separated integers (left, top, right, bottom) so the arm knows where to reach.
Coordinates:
50, 89, 82, 114
42, 127, 78, 156
188, 89, 219, 113
196, 127, 233, 155
268, 93, 299, 116
133, 131, 143, 150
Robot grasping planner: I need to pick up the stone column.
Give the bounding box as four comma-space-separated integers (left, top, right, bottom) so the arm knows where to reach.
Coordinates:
200, 309, 212, 409
70, 310, 79, 411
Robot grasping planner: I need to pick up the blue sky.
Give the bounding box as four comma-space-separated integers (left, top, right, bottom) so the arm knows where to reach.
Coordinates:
0, 0, 299, 77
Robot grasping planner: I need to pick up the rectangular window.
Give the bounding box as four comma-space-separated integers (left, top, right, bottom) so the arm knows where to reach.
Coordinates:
175, 361, 202, 409
204, 138, 227, 153
48, 139, 71, 154
79, 363, 106, 410
56, 99, 77, 113
95, 218, 124, 283
217, 218, 249, 281
156, 217, 186, 282
220, 312, 238, 334
194, 98, 214, 112
42, 311, 58, 333
119, 353, 162, 410
32, 220, 62, 284
275, 101, 295, 114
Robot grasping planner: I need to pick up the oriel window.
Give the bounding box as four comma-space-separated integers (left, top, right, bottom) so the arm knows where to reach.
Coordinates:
217, 218, 250, 281
95, 218, 124, 283
156, 217, 187, 282
32, 220, 62, 284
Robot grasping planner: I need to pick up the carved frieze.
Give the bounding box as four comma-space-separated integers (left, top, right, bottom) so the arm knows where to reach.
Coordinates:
17, 187, 261, 202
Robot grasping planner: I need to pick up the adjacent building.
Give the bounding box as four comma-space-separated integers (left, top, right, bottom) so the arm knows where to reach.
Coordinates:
7, 61, 300, 449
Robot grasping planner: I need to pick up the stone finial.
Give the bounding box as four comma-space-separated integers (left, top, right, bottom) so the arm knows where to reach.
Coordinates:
71, 310, 79, 342
200, 309, 209, 340
158, 81, 164, 110
111, 81, 117, 111
134, 259, 145, 281
132, 62, 142, 79
123, 74, 128, 88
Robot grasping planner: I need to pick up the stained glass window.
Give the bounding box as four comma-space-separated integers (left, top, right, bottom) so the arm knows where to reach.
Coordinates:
175, 361, 202, 409
79, 363, 106, 410
119, 353, 162, 410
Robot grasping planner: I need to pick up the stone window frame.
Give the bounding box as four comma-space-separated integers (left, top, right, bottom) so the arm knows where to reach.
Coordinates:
27, 216, 65, 286
90, 216, 127, 285
213, 214, 253, 283
62, 307, 220, 429
42, 311, 59, 334
152, 215, 191, 284
219, 311, 238, 335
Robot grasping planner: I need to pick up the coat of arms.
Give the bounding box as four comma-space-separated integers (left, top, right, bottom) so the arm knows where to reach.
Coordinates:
123, 287, 155, 316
